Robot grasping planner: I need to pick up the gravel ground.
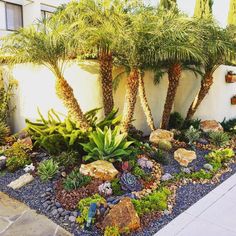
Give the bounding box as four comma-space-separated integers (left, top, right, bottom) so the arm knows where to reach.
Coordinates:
0, 150, 236, 236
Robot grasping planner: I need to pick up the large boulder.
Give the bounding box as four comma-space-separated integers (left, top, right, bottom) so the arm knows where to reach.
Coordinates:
174, 148, 197, 167
7, 173, 34, 189
200, 120, 223, 133
149, 129, 174, 145
80, 160, 119, 181
102, 197, 140, 233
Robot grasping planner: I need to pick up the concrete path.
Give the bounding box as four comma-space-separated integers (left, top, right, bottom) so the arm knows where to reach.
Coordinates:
155, 173, 236, 236
0, 192, 72, 236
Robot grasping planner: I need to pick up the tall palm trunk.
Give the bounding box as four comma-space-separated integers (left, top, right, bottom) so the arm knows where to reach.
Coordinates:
161, 63, 182, 129
138, 73, 155, 131
53, 66, 90, 131
121, 68, 139, 133
99, 50, 114, 116
186, 71, 213, 120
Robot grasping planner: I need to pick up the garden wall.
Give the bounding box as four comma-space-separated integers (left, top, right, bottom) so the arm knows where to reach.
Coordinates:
3, 62, 236, 135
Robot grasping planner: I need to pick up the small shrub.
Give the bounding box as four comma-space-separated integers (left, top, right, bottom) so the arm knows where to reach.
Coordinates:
52, 151, 78, 168
132, 165, 152, 181
185, 126, 201, 145
206, 148, 235, 164
37, 159, 59, 181
150, 149, 170, 165
209, 131, 229, 147
82, 126, 133, 163
158, 140, 172, 151
104, 226, 120, 236
111, 178, 124, 196
63, 169, 92, 191
182, 118, 201, 130
0, 121, 10, 145
221, 118, 236, 133
5, 141, 32, 172
168, 112, 184, 130
132, 188, 171, 216
76, 194, 106, 224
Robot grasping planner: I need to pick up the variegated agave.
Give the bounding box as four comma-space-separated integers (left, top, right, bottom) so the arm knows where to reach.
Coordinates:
81, 126, 133, 162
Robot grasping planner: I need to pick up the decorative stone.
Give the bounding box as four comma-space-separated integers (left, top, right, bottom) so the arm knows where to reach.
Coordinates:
203, 163, 213, 171
7, 173, 34, 190
200, 120, 223, 133
69, 216, 76, 222
80, 160, 119, 181
17, 130, 29, 140
24, 163, 35, 173
102, 197, 140, 233
181, 167, 191, 174
161, 173, 173, 181
197, 138, 209, 145
174, 148, 197, 167
149, 129, 174, 144
0, 155, 7, 170
51, 209, 58, 216
19, 137, 33, 148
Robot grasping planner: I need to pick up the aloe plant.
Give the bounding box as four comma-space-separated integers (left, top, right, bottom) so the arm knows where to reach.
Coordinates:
81, 126, 133, 162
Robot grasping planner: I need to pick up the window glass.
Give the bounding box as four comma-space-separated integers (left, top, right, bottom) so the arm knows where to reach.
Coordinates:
0, 2, 6, 29
6, 3, 23, 31
41, 10, 53, 20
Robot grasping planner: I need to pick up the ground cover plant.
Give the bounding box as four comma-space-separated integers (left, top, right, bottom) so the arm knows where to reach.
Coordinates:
1, 0, 236, 236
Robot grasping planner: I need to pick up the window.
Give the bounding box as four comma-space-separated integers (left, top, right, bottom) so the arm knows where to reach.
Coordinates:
6, 3, 23, 31
41, 10, 53, 20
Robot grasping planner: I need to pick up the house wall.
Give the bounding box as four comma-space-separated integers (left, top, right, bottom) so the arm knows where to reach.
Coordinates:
3, 63, 236, 135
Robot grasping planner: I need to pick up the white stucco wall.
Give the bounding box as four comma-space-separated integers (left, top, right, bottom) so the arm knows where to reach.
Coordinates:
3, 63, 236, 135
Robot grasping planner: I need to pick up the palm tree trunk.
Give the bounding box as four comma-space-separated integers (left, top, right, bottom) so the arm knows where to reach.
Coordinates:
99, 50, 114, 116
161, 63, 182, 129
53, 66, 90, 131
121, 68, 139, 133
186, 71, 213, 120
138, 73, 155, 131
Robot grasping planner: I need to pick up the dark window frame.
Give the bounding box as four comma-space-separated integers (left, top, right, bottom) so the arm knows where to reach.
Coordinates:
41, 9, 53, 20
5, 2, 23, 31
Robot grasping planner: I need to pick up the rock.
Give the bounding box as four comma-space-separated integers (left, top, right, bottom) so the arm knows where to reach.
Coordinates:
51, 209, 58, 216
18, 137, 33, 148
200, 120, 223, 133
17, 130, 29, 139
161, 173, 173, 181
7, 173, 34, 189
0, 155, 6, 170
58, 208, 64, 214
203, 163, 213, 171
197, 138, 209, 145
102, 197, 140, 233
24, 163, 35, 173
55, 202, 61, 208
174, 148, 197, 167
80, 160, 119, 181
69, 216, 76, 222
181, 167, 191, 174
61, 171, 67, 178
149, 129, 174, 145
72, 211, 78, 217
42, 202, 48, 208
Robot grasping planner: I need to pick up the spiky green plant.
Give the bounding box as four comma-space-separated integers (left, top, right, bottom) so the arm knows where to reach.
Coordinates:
209, 131, 230, 147
0, 121, 10, 145
81, 126, 133, 162
228, 0, 236, 26
37, 159, 59, 181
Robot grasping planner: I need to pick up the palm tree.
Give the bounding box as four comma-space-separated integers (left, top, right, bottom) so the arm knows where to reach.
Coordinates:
61, 0, 127, 116
149, 11, 205, 129
194, 0, 214, 18
228, 0, 236, 26
114, 6, 158, 133
186, 20, 235, 120
1, 18, 90, 131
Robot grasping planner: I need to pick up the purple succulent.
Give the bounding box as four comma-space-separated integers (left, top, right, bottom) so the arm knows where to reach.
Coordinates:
120, 173, 142, 192
98, 181, 112, 196
137, 157, 153, 170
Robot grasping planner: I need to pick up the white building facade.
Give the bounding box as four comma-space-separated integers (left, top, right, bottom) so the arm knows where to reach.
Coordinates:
0, 0, 70, 37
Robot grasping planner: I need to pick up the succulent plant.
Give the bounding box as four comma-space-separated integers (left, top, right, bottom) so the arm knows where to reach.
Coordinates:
120, 173, 142, 192
137, 157, 153, 170
98, 181, 113, 196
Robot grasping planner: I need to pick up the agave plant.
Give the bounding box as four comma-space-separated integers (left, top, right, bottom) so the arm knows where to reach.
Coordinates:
120, 172, 142, 192
81, 126, 133, 162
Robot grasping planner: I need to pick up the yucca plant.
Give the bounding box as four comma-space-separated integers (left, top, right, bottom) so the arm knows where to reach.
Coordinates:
81, 126, 133, 162
209, 131, 230, 147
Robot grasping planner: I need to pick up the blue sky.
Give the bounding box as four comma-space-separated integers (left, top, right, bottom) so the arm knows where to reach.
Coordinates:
144, 0, 230, 27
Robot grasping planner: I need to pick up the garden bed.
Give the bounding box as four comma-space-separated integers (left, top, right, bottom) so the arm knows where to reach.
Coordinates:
1, 146, 236, 236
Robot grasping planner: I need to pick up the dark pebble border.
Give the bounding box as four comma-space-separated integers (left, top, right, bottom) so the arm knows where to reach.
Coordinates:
0, 150, 236, 236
